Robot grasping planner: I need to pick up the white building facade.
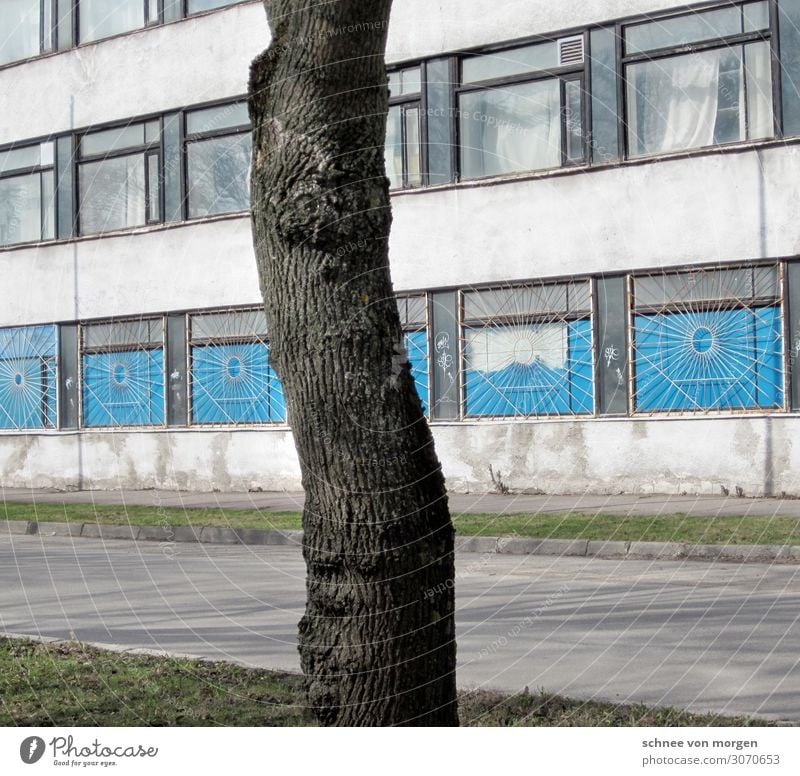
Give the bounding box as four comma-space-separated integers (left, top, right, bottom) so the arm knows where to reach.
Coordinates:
1, 0, 800, 496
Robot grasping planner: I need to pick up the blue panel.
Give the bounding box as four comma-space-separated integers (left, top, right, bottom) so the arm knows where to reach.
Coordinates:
405, 330, 429, 415
191, 342, 286, 424
0, 325, 57, 429
82, 349, 165, 427
634, 307, 783, 411
464, 319, 593, 417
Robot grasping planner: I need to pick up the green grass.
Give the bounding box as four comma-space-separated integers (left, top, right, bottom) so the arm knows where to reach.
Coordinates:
0, 638, 767, 727
3, 501, 800, 546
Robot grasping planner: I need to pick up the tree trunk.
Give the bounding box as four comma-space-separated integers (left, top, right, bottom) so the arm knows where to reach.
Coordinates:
248, 0, 458, 726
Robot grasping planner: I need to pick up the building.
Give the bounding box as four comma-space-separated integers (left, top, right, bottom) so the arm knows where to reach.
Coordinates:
1, 0, 799, 496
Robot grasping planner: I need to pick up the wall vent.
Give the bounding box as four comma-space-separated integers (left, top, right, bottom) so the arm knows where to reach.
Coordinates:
558, 36, 585, 66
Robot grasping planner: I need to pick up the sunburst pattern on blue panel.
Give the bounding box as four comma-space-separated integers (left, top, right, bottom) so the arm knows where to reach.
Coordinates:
405, 330, 429, 415
82, 349, 165, 427
0, 325, 57, 429
463, 320, 593, 417
634, 308, 783, 412
191, 342, 286, 424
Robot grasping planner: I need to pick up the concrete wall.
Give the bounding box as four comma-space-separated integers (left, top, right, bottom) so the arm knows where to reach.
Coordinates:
1, 416, 799, 497
0, 0, 798, 496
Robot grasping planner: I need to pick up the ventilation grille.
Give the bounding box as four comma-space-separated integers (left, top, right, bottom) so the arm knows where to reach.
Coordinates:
558, 36, 585, 66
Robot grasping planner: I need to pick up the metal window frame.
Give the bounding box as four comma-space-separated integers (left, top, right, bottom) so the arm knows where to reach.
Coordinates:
457, 279, 595, 421
186, 306, 285, 428
619, 0, 779, 159
0, 140, 56, 247
387, 63, 427, 190
453, 33, 589, 181
73, 0, 152, 45
78, 315, 168, 430
75, 119, 163, 236
626, 261, 787, 417
397, 292, 431, 418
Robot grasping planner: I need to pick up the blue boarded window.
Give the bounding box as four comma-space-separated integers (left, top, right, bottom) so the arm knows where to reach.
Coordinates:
82, 319, 165, 427
399, 294, 430, 416
462, 281, 593, 417
0, 325, 57, 429
632, 266, 783, 412
190, 310, 286, 425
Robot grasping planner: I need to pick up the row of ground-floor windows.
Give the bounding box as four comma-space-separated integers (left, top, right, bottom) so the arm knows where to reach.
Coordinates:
0, 262, 796, 430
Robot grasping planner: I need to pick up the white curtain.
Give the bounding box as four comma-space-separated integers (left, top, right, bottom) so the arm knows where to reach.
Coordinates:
0, 174, 42, 245
461, 79, 561, 178
745, 41, 774, 140
628, 49, 722, 156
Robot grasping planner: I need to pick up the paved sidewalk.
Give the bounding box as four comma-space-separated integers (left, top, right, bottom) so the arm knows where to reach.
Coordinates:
3, 486, 800, 517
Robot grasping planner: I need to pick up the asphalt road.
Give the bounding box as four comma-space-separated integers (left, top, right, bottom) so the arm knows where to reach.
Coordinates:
2, 534, 799, 721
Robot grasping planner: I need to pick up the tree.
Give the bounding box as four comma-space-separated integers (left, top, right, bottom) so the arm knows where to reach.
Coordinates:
248, 1, 458, 725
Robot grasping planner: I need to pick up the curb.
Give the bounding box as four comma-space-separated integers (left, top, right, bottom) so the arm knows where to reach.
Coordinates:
3, 519, 799, 563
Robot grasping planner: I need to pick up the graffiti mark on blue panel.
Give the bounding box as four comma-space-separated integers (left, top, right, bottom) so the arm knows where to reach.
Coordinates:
191, 343, 286, 424
0, 325, 57, 429
634, 307, 783, 412
82, 349, 165, 427
405, 330, 429, 415
464, 320, 593, 417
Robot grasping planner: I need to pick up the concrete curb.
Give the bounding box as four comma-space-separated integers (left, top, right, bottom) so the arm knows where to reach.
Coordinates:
3, 519, 799, 563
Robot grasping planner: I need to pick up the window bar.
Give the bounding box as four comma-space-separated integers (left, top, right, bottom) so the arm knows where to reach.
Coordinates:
768, 0, 783, 137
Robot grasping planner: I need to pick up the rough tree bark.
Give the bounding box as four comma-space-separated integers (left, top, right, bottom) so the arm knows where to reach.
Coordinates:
248, 0, 458, 725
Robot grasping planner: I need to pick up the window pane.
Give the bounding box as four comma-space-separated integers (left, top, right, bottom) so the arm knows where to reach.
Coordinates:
186, 133, 251, 218
634, 308, 783, 412
0, 145, 42, 174
742, 1, 770, 32
82, 349, 165, 427
0, 325, 57, 429
84, 319, 163, 349
384, 104, 403, 189
565, 79, 584, 161
463, 321, 593, 416
186, 103, 250, 136
745, 40, 774, 139
404, 107, 422, 187
401, 67, 421, 95
79, 154, 146, 234
41, 170, 54, 240
191, 310, 268, 341
625, 7, 741, 55
191, 342, 285, 424
0, 0, 41, 65
405, 330, 429, 415
147, 154, 160, 222
462, 41, 558, 83
625, 46, 771, 157
460, 79, 561, 178
82, 124, 146, 156
0, 173, 43, 245
79, 0, 146, 43
187, 0, 240, 13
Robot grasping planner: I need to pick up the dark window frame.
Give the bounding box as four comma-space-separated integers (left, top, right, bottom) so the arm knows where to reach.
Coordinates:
387, 63, 428, 189
619, 0, 781, 159
75, 119, 163, 235
182, 98, 252, 221
454, 34, 590, 181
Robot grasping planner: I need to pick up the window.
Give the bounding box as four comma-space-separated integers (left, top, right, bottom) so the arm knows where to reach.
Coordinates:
398, 295, 429, 414
631, 265, 783, 413
461, 281, 593, 417
458, 36, 586, 179
81, 319, 165, 427
185, 102, 251, 218
385, 67, 423, 190
0, 325, 57, 429
187, 0, 245, 13
78, 0, 155, 44
77, 120, 161, 234
0, 0, 54, 65
0, 142, 55, 246
624, 1, 774, 158
189, 309, 285, 425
